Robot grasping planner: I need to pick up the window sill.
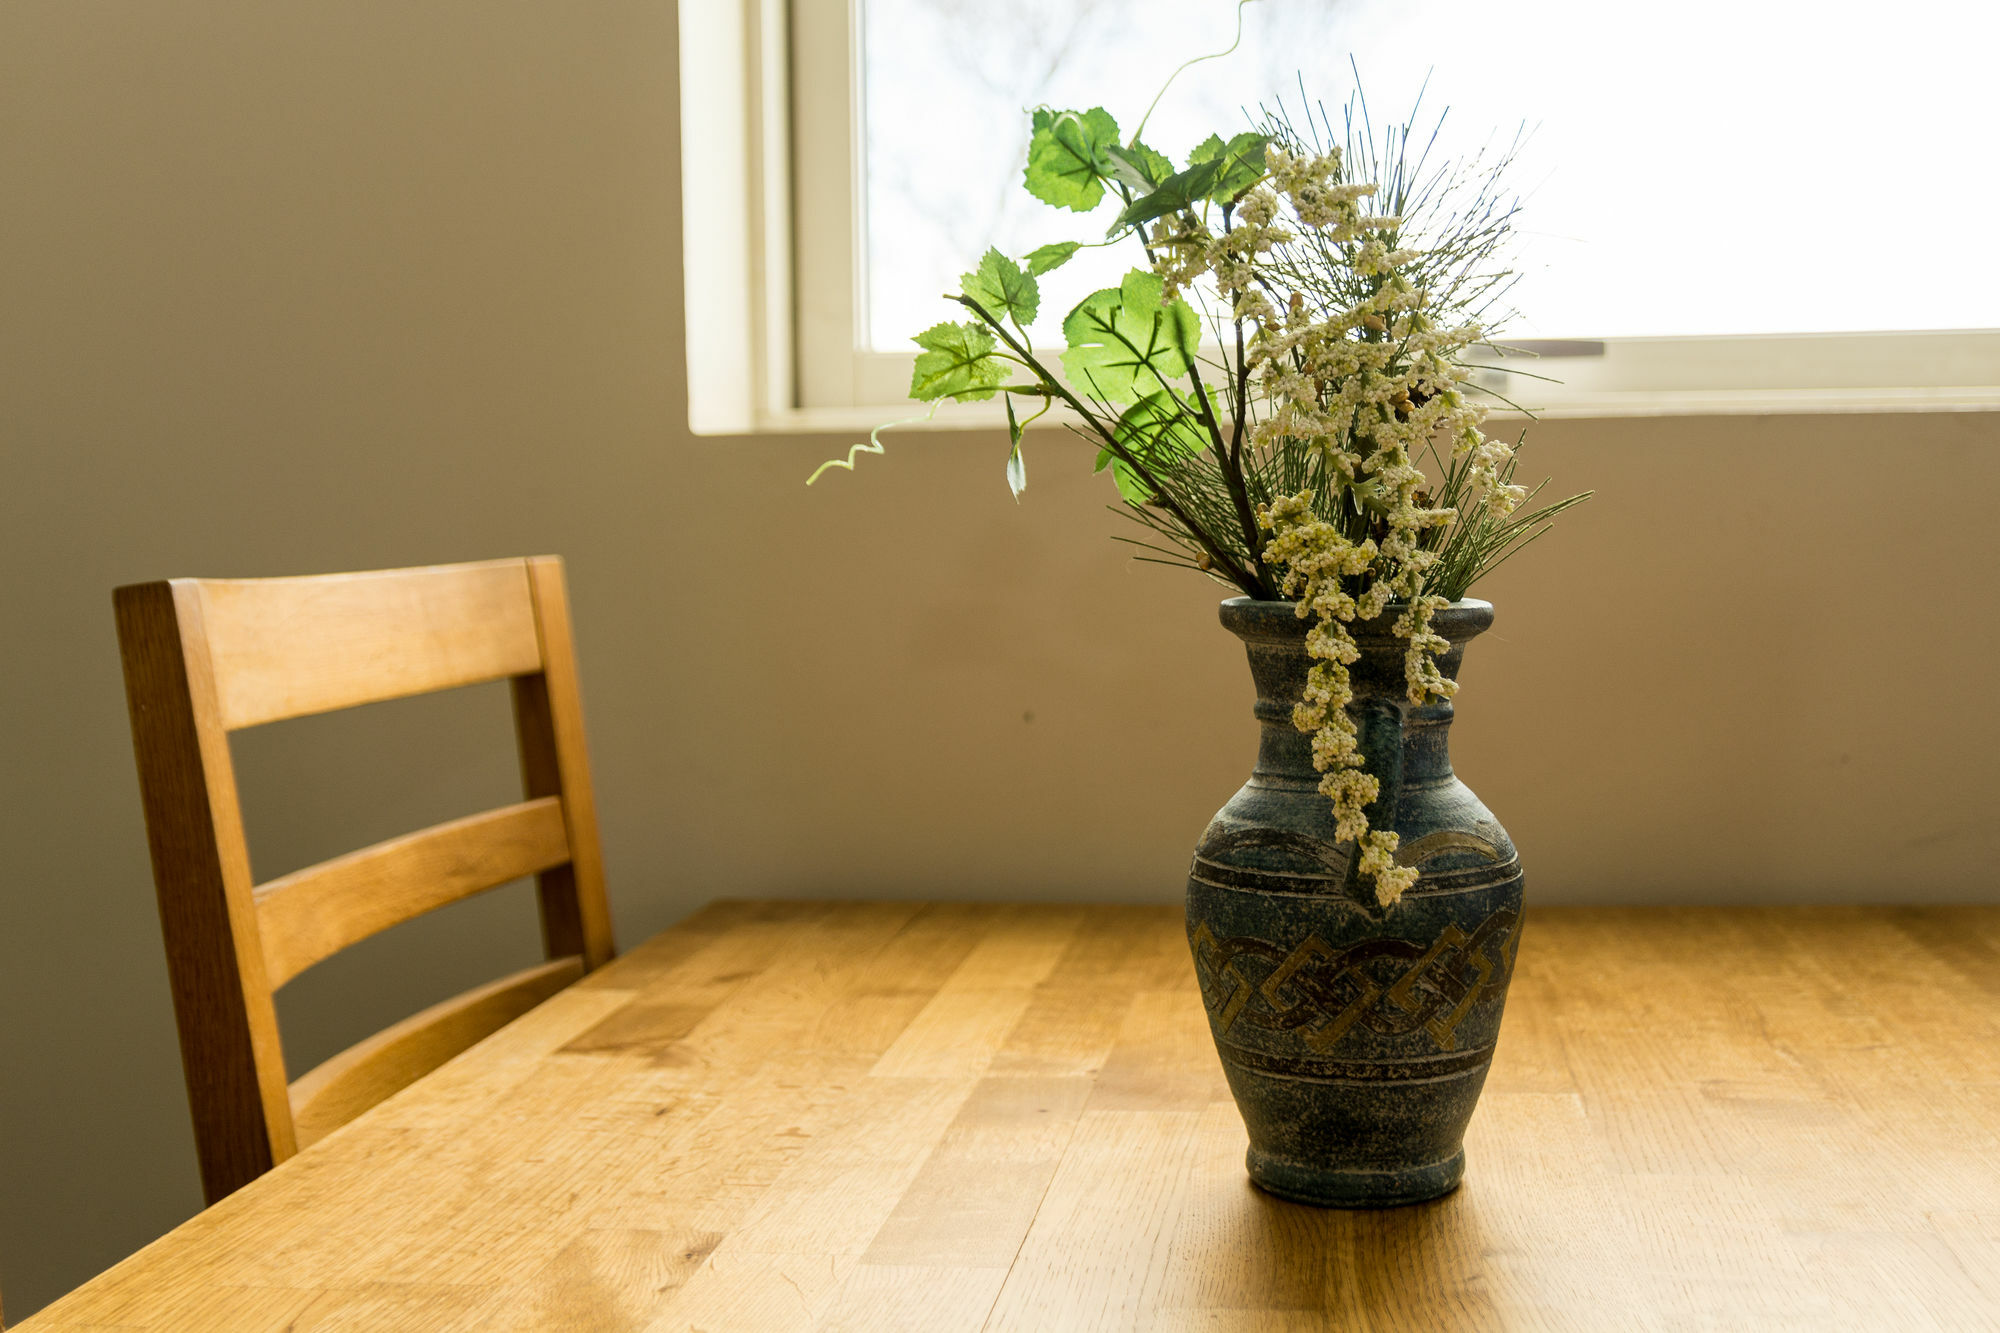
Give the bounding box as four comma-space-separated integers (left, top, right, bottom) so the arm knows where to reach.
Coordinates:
703, 387, 2000, 438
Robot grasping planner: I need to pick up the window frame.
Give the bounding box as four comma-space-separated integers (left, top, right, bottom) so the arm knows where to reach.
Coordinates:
681, 0, 2000, 435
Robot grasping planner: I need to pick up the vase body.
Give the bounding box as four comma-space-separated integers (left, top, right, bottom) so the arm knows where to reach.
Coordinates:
1187, 597, 1523, 1207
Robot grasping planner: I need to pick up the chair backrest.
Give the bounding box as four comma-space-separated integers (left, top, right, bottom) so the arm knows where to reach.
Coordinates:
115, 557, 615, 1204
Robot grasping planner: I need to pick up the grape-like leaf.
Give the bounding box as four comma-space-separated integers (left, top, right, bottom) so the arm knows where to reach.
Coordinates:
1114, 389, 1207, 457
1060, 270, 1200, 404
1105, 158, 1224, 235
1106, 133, 1272, 236
1186, 131, 1271, 203
1104, 140, 1172, 190
1024, 242, 1080, 276
1094, 450, 1154, 505
1095, 389, 1206, 504
960, 247, 1039, 327
1185, 134, 1228, 164
1023, 106, 1119, 212
909, 321, 1007, 402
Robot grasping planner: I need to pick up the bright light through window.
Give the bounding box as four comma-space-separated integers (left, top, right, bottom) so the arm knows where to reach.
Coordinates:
861, 0, 2000, 351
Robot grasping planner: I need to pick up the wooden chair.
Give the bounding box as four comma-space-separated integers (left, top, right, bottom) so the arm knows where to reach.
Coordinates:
115, 557, 616, 1205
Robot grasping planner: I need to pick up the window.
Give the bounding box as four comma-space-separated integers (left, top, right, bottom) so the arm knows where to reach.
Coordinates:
682, 0, 2000, 432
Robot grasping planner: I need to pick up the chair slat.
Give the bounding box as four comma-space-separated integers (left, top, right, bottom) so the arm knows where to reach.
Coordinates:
288, 956, 584, 1148
197, 560, 544, 730
255, 798, 572, 989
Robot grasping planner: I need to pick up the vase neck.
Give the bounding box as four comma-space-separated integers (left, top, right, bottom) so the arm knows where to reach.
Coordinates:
1220, 600, 1491, 799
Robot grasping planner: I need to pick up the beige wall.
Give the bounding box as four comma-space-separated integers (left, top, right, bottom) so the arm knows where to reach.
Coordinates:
2, 0, 1996, 1316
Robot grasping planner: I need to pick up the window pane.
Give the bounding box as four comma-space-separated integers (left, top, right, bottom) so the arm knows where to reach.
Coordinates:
861, 0, 2000, 349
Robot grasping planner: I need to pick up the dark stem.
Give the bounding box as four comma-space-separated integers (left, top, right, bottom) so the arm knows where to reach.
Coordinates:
1186, 359, 1272, 594
956, 294, 1264, 596
1140, 215, 1275, 598
1229, 313, 1250, 465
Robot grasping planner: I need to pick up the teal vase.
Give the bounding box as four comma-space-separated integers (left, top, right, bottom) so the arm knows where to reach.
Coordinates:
1187, 597, 1525, 1207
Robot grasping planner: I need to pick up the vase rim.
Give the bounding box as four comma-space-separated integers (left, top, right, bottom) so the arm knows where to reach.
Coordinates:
1218, 596, 1494, 612
1218, 595, 1495, 643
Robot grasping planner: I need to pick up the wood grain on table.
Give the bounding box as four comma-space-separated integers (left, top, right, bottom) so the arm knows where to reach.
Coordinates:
23, 902, 2000, 1330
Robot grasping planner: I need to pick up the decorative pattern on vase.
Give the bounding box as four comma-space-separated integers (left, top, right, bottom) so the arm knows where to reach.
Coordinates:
1190, 904, 1520, 1058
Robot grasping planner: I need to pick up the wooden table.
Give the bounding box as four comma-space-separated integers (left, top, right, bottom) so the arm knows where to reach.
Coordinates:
24, 902, 2000, 1330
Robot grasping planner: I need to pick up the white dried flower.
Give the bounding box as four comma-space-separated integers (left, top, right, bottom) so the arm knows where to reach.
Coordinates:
1257, 489, 1455, 907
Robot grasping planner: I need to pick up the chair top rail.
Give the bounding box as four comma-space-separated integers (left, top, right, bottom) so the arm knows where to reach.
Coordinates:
174, 559, 547, 730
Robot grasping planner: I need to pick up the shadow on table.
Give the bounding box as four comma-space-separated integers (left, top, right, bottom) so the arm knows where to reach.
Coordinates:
1166, 1176, 1511, 1326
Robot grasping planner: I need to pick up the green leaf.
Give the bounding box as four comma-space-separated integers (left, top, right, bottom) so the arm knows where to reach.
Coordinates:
1060, 269, 1201, 404
1023, 106, 1120, 212
1115, 389, 1207, 457
1184, 134, 1228, 165
1106, 157, 1225, 235
1095, 389, 1205, 504
1108, 132, 1273, 235
1095, 450, 1153, 505
1005, 397, 1027, 501
909, 321, 1007, 402
1024, 241, 1080, 276
1104, 140, 1172, 190
960, 247, 1039, 327
1186, 131, 1270, 202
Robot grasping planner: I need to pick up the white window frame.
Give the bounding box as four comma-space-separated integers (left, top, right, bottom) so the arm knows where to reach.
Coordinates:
680, 0, 2000, 435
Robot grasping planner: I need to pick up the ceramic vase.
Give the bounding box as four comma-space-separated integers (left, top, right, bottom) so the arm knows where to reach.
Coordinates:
1186, 597, 1524, 1207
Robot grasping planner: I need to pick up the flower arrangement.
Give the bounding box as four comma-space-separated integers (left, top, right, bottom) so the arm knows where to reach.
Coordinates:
815, 81, 1586, 906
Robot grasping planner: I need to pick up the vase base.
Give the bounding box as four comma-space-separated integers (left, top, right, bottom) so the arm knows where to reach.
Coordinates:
1245, 1146, 1464, 1209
